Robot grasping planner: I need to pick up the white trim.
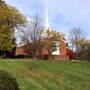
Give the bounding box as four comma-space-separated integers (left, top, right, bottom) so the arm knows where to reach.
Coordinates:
52, 41, 60, 55
17, 43, 25, 47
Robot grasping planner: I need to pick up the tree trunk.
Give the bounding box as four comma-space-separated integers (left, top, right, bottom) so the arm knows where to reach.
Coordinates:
31, 54, 36, 69
4, 52, 6, 58
49, 52, 52, 60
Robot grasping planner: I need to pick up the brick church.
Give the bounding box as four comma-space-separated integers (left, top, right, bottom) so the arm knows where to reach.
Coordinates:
15, 9, 75, 60
15, 36, 71, 60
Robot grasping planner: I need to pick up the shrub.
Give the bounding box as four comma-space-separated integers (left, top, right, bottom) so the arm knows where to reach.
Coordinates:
0, 70, 20, 90
13, 55, 26, 58
26, 54, 32, 58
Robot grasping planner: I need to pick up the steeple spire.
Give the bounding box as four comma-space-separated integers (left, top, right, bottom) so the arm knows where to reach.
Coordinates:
45, 8, 50, 28
43, 8, 51, 37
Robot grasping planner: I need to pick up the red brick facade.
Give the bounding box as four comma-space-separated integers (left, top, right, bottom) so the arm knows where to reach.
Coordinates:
15, 39, 71, 60
15, 44, 28, 55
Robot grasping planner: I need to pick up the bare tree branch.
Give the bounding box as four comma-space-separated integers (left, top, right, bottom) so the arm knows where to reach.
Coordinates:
20, 14, 44, 59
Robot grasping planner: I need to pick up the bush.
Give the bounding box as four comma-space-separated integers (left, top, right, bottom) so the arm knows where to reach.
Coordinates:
13, 55, 26, 58
26, 54, 32, 58
0, 70, 20, 90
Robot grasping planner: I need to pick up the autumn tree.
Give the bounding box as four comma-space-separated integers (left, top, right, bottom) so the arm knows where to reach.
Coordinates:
69, 27, 86, 59
0, 0, 26, 57
21, 14, 44, 60
76, 40, 90, 61
43, 29, 64, 60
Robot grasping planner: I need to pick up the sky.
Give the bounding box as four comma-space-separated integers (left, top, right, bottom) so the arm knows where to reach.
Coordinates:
5, 0, 90, 40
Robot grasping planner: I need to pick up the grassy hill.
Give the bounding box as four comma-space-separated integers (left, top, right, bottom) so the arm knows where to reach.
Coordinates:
0, 59, 90, 90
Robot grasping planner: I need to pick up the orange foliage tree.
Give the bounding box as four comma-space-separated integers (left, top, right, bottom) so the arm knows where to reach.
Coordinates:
42, 29, 64, 60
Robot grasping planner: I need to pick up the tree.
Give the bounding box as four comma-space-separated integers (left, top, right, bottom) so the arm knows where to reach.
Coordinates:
43, 29, 64, 60
21, 14, 44, 60
68, 27, 86, 59
0, 0, 26, 57
77, 40, 90, 61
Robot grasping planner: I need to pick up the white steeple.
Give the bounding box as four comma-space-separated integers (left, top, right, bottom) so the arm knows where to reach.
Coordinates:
45, 8, 50, 29
43, 8, 51, 37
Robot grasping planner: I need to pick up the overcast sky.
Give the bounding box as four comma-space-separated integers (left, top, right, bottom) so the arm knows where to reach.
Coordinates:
5, 0, 90, 39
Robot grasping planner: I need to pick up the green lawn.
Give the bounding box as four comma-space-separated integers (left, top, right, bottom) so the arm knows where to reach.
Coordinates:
0, 59, 90, 90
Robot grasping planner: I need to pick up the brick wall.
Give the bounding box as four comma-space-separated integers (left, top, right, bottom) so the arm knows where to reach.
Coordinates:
59, 39, 67, 55
40, 39, 69, 60
52, 55, 69, 60
15, 44, 28, 55
15, 38, 69, 60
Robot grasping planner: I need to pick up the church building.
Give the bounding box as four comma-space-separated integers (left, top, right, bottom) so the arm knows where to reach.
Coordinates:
15, 9, 74, 60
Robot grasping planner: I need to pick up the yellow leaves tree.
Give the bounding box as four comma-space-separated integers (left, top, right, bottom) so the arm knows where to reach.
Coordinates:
0, 0, 26, 57
69, 27, 86, 59
43, 29, 64, 60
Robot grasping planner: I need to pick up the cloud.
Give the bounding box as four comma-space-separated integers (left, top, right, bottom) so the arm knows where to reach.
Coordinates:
41, 0, 90, 38
5, 0, 90, 39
